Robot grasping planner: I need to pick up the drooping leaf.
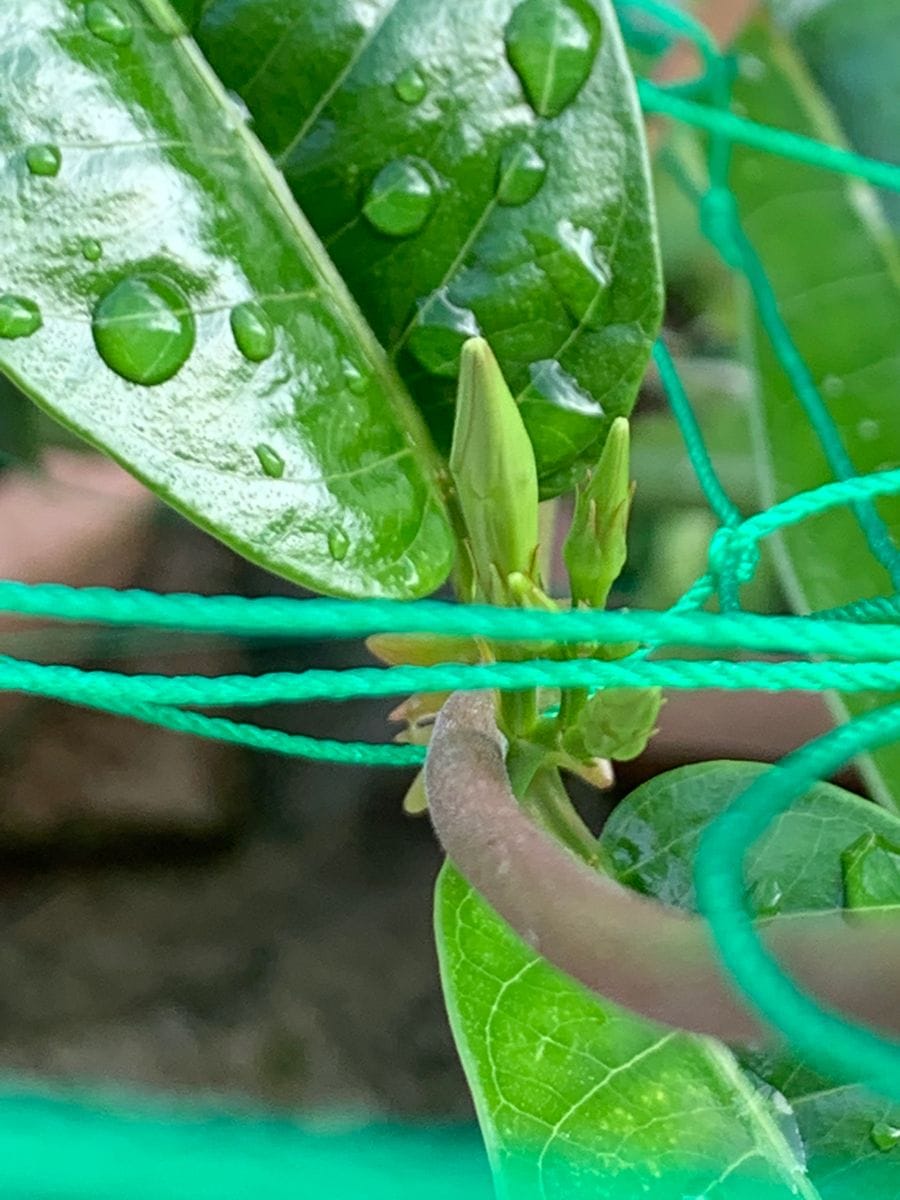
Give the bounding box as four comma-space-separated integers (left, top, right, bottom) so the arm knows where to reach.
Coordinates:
190, 0, 664, 490
603, 760, 900, 1197
729, 17, 900, 806
0, 0, 455, 598
0, 375, 39, 467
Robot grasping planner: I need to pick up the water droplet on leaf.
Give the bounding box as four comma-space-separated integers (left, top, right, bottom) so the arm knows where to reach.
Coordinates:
393, 66, 427, 105
81, 237, 103, 262
842, 832, 900, 911
497, 141, 547, 206
504, 0, 601, 118
857, 418, 880, 441
92, 274, 195, 386
363, 157, 437, 237
870, 1123, 900, 1152
0, 294, 42, 340
529, 220, 611, 327
518, 358, 605, 476
750, 876, 783, 918
226, 89, 253, 125
822, 374, 845, 398
328, 528, 350, 562
341, 357, 368, 395
230, 301, 275, 362
408, 288, 480, 377
85, 0, 133, 45
25, 144, 61, 177
254, 443, 285, 479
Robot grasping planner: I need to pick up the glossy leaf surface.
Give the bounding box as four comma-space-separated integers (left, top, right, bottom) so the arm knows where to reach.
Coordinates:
191, 0, 663, 489
730, 18, 900, 805
437, 758, 900, 1197
0, 0, 455, 597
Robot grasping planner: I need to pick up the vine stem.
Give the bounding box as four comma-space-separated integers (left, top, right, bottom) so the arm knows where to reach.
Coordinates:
426, 691, 900, 1041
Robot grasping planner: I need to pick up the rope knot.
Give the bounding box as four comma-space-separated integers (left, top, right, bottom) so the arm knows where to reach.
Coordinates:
708, 527, 759, 607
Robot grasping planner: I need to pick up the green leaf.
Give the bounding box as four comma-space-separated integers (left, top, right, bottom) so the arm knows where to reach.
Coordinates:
438, 756, 900, 1197
0, 0, 455, 598
776, 0, 900, 231
0, 375, 39, 467
563, 685, 661, 761
603, 759, 900, 1196
729, 17, 900, 806
191, 0, 663, 490
436, 860, 816, 1199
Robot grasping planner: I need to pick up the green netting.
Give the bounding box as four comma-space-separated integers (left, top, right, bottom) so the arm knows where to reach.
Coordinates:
3, 0, 900, 1185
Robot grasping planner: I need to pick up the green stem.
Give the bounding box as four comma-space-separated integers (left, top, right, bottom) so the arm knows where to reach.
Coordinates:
557, 686, 588, 733
500, 687, 538, 738
521, 766, 600, 867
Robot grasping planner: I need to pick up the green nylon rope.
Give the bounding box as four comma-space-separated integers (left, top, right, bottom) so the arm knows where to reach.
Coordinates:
2, 0, 900, 1128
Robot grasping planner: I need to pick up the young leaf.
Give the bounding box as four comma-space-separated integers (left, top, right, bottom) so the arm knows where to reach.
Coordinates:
0, 0, 454, 598
563, 685, 662, 761
190, 0, 664, 490
729, 17, 900, 806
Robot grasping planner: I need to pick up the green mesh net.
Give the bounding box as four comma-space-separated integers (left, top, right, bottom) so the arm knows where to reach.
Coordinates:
2, 0, 900, 1193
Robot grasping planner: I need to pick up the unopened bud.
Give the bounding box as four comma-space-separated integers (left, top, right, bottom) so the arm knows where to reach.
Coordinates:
563, 417, 632, 608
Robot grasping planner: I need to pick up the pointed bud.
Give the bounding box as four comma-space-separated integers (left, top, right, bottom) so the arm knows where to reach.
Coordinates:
563, 417, 632, 608
450, 338, 539, 604
563, 687, 663, 762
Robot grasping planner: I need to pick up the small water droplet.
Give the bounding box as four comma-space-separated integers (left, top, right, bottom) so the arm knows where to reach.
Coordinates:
254, 443, 285, 479
870, 1123, 900, 1153
750, 876, 783, 918
226, 88, 253, 125
85, 0, 133, 45
497, 141, 547, 206
857, 418, 880, 442
341, 357, 368, 395
25, 144, 61, 177
842, 832, 900, 910
739, 54, 767, 81
393, 66, 427, 105
0, 294, 42, 340
81, 237, 103, 262
92, 274, 195, 386
408, 288, 480, 377
528, 219, 611, 327
504, 0, 602, 118
363, 157, 437, 237
822, 374, 845, 398
328, 528, 350, 562
230, 301, 275, 363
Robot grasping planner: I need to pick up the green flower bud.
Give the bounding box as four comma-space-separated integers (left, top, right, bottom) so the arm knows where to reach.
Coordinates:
450, 338, 539, 604
563, 687, 662, 762
563, 417, 633, 608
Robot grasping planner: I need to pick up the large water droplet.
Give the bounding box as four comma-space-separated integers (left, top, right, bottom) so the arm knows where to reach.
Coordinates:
842, 832, 900, 911
504, 0, 602, 118
870, 1123, 900, 1153
328, 528, 350, 562
25, 144, 61, 177
408, 288, 480, 377
92, 274, 195, 386
85, 0, 134, 45
254, 443, 285, 479
750, 876, 783, 919
497, 141, 547, 206
518, 358, 605, 475
81, 237, 103, 262
363, 157, 437, 237
0, 294, 42, 340
529, 220, 611, 327
230, 301, 275, 363
393, 66, 427, 105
